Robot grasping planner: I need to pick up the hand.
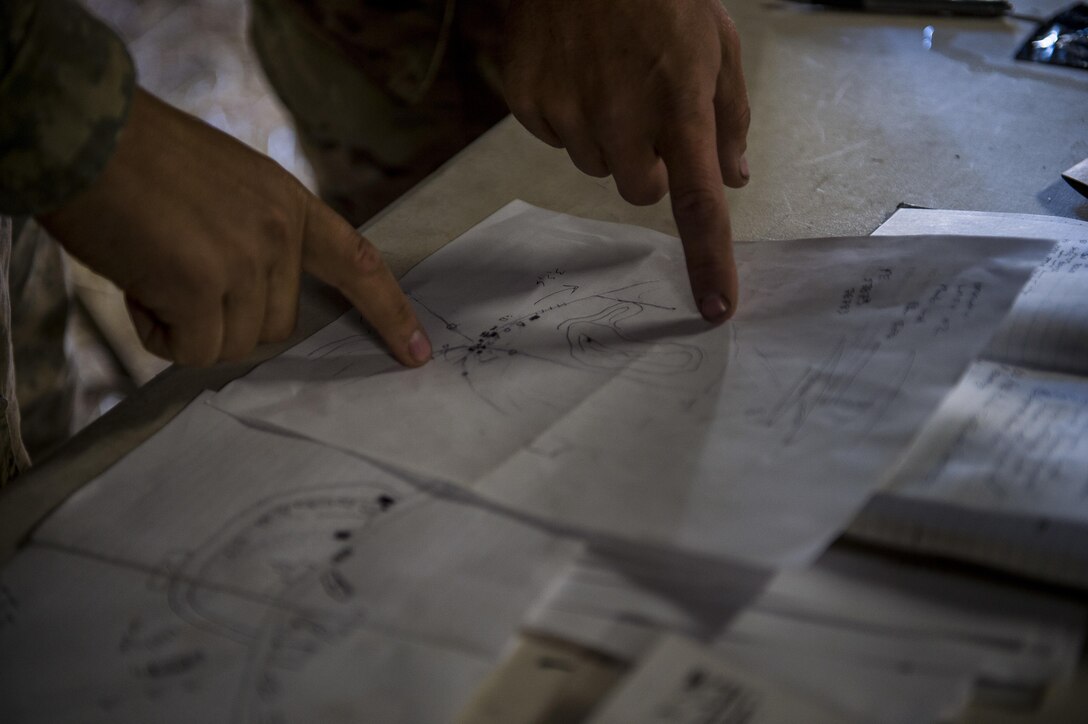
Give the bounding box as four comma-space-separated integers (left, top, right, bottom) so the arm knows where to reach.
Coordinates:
502, 0, 750, 322
39, 89, 431, 368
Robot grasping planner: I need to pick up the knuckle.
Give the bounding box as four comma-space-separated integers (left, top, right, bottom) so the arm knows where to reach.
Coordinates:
503, 88, 537, 122
500, 52, 533, 94
735, 102, 751, 137
544, 101, 584, 137
567, 143, 609, 177
229, 249, 263, 287
574, 158, 609, 178
717, 11, 740, 46
174, 264, 221, 302
259, 202, 296, 254
717, 94, 751, 142
264, 310, 298, 343
663, 88, 714, 124
671, 186, 722, 222
595, 97, 631, 131
349, 235, 386, 277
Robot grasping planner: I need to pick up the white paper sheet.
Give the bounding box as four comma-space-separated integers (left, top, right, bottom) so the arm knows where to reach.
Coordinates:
886, 360, 1088, 518
32, 395, 577, 681
0, 547, 494, 724
857, 360, 1088, 588
873, 208, 1088, 374
856, 209, 1088, 587
212, 201, 1052, 566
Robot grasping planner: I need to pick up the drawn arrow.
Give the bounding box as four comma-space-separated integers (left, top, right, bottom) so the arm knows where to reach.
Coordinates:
535, 284, 581, 305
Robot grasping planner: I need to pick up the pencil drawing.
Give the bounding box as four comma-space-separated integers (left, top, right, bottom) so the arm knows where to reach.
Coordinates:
422, 279, 718, 416
559, 300, 703, 375
744, 335, 915, 446
298, 278, 718, 418
137, 485, 403, 723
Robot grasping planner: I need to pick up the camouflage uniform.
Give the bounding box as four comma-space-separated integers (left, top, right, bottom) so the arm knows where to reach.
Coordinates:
0, 0, 136, 485
0, 0, 508, 484
0, 216, 27, 484
250, 0, 509, 225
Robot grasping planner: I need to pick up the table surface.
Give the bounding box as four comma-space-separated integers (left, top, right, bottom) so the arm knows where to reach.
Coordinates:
2, 1, 1086, 720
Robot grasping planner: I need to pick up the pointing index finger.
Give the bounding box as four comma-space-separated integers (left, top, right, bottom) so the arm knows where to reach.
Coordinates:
301, 195, 432, 367
658, 105, 738, 323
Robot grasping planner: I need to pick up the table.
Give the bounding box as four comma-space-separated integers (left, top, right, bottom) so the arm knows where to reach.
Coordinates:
2, 0, 1086, 720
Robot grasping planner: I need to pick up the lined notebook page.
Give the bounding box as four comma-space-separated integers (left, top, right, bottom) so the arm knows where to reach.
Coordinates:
855, 209, 1088, 587
855, 360, 1088, 589
874, 210, 1088, 374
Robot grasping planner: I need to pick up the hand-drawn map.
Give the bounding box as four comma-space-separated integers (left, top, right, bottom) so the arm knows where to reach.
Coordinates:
213, 202, 1051, 566
3, 398, 574, 724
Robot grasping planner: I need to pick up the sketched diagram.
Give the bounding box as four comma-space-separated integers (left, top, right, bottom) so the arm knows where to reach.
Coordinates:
739, 334, 916, 447
295, 279, 726, 420
559, 301, 703, 375
436, 279, 710, 374
127, 485, 404, 723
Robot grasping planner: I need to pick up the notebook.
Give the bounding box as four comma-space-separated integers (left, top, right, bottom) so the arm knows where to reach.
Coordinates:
849, 209, 1088, 589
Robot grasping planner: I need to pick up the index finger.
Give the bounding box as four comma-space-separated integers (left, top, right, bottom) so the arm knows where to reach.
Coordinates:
301, 195, 432, 367
658, 104, 738, 324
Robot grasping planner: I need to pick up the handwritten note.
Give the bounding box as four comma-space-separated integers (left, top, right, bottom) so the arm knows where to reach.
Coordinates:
874, 209, 1088, 374
851, 209, 1088, 587
884, 361, 1088, 517
211, 201, 1051, 567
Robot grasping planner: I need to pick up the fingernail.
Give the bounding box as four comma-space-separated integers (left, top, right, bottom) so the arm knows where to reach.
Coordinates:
739, 154, 750, 182
700, 294, 730, 321
408, 329, 432, 364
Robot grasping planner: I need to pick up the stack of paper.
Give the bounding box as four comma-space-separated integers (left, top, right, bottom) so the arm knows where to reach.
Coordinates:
852, 209, 1088, 588
2, 201, 1078, 723
527, 547, 1085, 723
212, 201, 1050, 568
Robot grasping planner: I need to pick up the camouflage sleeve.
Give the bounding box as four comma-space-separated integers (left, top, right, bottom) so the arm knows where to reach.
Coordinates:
0, 0, 136, 215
